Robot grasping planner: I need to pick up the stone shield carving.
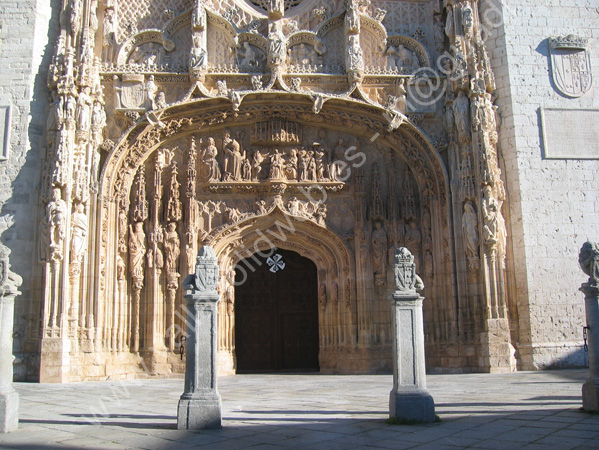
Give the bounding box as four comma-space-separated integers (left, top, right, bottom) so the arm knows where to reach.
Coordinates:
194, 246, 219, 292
549, 35, 593, 98
120, 74, 146, 109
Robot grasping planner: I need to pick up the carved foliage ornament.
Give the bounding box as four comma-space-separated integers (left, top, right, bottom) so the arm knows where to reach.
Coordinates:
549, 35, 593, 98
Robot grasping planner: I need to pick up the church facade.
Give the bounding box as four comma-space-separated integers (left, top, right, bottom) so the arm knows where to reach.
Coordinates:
0, 0, 597, 382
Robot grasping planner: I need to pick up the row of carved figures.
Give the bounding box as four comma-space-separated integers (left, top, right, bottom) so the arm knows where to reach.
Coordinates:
196, 134, 350, 183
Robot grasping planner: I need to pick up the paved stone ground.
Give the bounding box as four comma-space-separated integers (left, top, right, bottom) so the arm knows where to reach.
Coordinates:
1, 369, 598, 449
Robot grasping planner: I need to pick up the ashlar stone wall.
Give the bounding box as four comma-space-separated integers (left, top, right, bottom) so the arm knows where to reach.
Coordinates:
484, 0, 599, 369
0, 0, 54, 380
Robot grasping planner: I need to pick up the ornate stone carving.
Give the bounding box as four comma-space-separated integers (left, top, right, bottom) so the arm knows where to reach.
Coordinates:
580, 242, 599, 286
372, 221, 388, 287
393, 247, 424, 294
549, 35, 593, 98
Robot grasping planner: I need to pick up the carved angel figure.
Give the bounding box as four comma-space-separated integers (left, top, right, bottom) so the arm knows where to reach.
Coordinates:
579, 241, 599, 285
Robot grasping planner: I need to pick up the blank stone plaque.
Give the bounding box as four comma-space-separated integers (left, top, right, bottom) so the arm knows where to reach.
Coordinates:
540, 108, 599, 159
0, 105, 10, 161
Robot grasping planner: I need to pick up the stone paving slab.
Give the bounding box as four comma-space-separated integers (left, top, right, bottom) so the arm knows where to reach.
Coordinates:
0, 369, 598, 449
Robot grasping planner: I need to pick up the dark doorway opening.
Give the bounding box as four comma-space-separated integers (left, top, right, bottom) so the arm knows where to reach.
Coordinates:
235, 248, 320, 373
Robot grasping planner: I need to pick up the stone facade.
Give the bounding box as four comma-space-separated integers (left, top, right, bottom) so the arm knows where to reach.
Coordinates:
482, 0, 599, 370
0, 0, 596, 382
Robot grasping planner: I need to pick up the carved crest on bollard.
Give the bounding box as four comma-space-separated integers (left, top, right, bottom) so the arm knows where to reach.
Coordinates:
393, 247, 424, 294
579, 241, 599, 287
184, 246, 219, 293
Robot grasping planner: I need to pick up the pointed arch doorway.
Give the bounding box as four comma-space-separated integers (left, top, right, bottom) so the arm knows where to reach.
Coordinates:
234, 249, 320, 373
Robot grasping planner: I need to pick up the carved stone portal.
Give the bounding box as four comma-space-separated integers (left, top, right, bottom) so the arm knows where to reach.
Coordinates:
34, 0, 513, 381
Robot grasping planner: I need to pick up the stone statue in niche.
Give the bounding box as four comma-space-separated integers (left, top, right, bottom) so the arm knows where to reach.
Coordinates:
76, 86, 93, 132
164, 222, 180, 276
237, 42, 261, 69
453, 90, 471, 144
298, 150, 308, 181
286, 149, 298, 180
267, 21, 286, 71
331, 139, 346, 181
482, 185, 500, 249
313, 144, 327, 181
129, 222, 146, 279
386, 45, 417, 71
145, 75, 159, 110
42, 187, 68, 261
424, 249, 434, 278
201, 137, 221, 182
307, 151, 317, 181
462, 201, 479, 260
190, 36, 207, 71
70, 203, 88, 264
404, 220, 422, 269
251, 149, 266, 182
371, 221, 388, 287
242, 158, 252, 181
269, 149, 285, 180
223, 132, 245, 181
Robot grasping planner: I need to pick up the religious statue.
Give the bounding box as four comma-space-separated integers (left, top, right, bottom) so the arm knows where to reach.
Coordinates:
46, 187, 67, 255
453, 90, 471, 144
372, 221, 388, 287
202, 137, 221, 182
224, 133, 244, 181
190, 37, 207, 71
70, 202, 88, 264
251, 150, 265, 182
314, 144, 326, 181
129, 222, 146, 280
286, 149, 298, 180
163, 222, 180, 276
482, 185, 500, 248
462, 201, 479, 260
267, 21, 286, 70
75, 86, 93, 132
404, 220, 422, 269
269, 149, 285, 180
298, 150, 308, 181
145, 75, 158, 110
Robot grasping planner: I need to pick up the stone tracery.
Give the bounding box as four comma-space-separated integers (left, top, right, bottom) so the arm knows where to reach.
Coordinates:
33, 0, 514, 380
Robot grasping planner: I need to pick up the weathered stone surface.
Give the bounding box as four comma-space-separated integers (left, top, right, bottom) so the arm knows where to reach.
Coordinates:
177, 246, 222, 430
579, 242, 599, 412
1, 0, 598, 381
0, 244, 22, 432
389, 248, 435, 423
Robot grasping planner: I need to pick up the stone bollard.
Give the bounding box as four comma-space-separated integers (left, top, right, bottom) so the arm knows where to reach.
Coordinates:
579, 242, 599, 412
177, 246, 222, 429
389, 248, 435, 423
0, 244, 22, 433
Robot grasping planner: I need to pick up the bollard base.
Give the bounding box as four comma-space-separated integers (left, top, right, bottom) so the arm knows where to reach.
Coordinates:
583, 381, 599, 412
177, 394, 222, 430
389, 390, 436, 423
0, 390, 19, 433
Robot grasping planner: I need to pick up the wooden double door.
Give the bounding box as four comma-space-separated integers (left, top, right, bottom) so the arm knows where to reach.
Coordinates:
235, 249, 320, 373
